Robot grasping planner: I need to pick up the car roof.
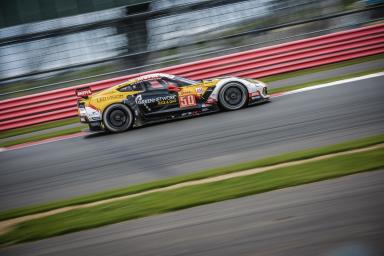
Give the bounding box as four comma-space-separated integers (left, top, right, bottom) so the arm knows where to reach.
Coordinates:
115, 73, 176, 89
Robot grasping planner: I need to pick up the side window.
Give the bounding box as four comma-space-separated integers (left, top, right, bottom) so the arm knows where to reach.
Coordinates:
118, 82, 143, 92
145, 79, 168, 90
132, 83, 144, 91
162, 78, 178, 88
163, 77, 191, 87
118, 85, 133, 92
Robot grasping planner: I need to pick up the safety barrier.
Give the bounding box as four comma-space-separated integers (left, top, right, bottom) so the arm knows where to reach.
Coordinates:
1, 23, 383, 131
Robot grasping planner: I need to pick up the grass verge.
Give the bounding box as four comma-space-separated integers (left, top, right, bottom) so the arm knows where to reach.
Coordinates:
0, 134, 383, 222
266, 68, 384, 94
1, 147, 383, 245
0, 117, 81, 140
0, 127, 84, 148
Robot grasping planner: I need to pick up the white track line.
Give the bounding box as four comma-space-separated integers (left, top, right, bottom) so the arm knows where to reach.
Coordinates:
272, 72, 384, 98
1, 71, 383, 152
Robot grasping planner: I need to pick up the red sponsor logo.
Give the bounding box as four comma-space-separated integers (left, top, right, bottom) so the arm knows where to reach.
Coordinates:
76, 87, 92, 98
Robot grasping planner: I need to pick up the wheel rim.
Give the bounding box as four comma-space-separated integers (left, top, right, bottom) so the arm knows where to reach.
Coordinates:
109, 109, 127, 128
224, 86, 243, 106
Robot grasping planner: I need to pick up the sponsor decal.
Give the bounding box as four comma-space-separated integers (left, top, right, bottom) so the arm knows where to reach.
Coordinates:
178, 89, 195, 96
250, 91, 260, 97
195, 87, 203, 94
96, 94, 124, 103
158, 99, 177, 105
179, 94, 197, 108
250, 91, 261, 99
135, 94, 177, 105
76, 87, 92, 98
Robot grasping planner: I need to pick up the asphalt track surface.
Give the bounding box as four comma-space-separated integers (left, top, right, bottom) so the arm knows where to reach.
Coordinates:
2, 169, 384, 256
0, 76, 384, 211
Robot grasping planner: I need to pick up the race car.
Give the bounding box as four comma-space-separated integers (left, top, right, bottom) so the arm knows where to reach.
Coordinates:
76, 73, 269, 132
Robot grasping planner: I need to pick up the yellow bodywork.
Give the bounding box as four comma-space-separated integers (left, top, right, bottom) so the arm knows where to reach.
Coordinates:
79, 78, 219, 113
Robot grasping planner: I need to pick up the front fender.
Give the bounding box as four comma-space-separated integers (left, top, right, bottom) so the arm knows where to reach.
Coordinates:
209, 77, 260, 101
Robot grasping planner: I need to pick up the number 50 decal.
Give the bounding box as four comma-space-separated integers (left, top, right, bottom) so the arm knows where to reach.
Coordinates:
179, 95, 197, 108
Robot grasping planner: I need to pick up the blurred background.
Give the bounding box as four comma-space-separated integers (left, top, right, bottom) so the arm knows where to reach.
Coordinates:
0, 0, 383, 99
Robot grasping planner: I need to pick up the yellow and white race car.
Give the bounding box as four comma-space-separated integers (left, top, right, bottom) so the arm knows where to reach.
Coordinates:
77, 73, 269, 132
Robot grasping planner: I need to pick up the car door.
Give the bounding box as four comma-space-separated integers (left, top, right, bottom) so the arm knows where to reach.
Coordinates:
163, 77, 201, 110
135, 79, 179, 118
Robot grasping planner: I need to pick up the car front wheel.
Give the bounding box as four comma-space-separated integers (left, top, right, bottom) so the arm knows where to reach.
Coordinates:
219, 82, 248, 110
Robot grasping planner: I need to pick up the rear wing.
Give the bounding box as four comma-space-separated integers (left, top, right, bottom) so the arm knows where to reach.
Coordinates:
75, 87, 92, 99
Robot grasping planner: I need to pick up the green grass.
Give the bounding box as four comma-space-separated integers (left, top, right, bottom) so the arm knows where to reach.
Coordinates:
0, 117, 81, 140
260, 53, 384, 83
0, 127, 84, 147
267, 67, 384, 94
1, 147, 383, 245
0, 134, 383, 222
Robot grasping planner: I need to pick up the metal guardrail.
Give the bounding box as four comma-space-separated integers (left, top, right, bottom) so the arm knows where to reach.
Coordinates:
0, 24, 383, 131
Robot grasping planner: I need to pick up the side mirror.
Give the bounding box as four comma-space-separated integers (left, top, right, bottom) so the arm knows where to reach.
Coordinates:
168, 84, 180, 92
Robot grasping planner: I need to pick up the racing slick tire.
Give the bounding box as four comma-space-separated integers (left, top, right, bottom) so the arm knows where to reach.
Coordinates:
218, 82, 248, 110
102, 104, 133, 133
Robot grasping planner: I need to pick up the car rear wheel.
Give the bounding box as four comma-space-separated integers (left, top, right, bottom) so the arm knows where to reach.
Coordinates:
103, 104, 133, 132
219, 82, 248, 110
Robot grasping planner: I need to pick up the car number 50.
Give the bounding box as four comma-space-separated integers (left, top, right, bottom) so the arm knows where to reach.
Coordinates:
179, 95, 197, 108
